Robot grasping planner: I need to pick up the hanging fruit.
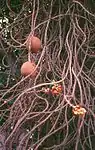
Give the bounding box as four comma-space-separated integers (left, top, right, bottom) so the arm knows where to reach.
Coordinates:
21, 61, 37, 77
26, 35, 41, 53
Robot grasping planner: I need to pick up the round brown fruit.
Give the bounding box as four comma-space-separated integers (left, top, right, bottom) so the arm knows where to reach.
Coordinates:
21, 61, 37, 77
26, 35, 41, 53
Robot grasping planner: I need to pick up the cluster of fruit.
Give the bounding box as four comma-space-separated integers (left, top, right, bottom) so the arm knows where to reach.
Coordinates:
21, 35, 41, 77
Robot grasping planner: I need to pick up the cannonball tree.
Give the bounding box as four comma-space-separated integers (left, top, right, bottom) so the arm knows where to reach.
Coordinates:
0, 0, 95, 149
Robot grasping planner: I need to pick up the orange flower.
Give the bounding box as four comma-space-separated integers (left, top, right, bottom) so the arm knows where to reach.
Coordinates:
72, 105, 86, 116
51, 84, 62, 95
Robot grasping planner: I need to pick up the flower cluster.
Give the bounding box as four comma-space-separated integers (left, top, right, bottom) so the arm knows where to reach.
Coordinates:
51, 84, 62, 95
72, 105, 86, 116
42, 84, 63, 95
